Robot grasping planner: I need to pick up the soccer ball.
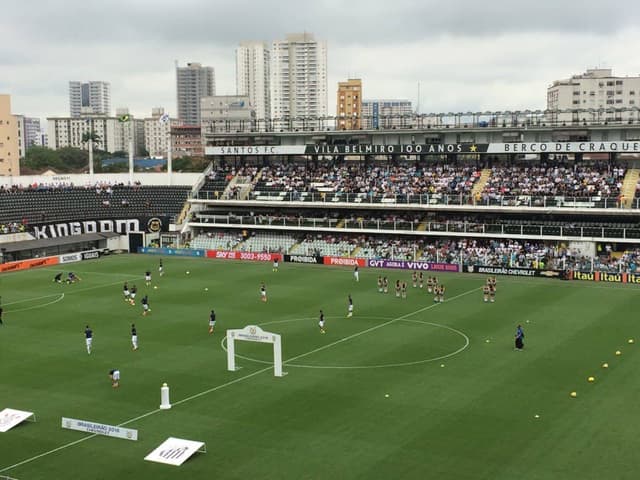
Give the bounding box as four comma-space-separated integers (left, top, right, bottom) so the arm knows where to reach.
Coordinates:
570, 391, 577, 398
205, 287, 209, 291
615, 350, 622, 356
186, 271, 190, 275
628, 339, 635, 344
587, 376, 595, 382
153, 286, 158, 290
602, 363, 609, 368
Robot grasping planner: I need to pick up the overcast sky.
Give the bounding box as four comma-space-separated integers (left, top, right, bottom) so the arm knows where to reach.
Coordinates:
2, 0, 639, 122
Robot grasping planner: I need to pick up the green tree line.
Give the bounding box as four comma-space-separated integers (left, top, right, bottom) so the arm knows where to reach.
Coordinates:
20, 147, 206, 174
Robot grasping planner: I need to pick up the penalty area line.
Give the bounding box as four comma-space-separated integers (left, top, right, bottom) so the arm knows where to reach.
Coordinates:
0, 286, 480, 475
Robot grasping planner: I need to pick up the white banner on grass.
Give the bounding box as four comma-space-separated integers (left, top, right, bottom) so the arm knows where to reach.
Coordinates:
0, 408, 35, 433
144, 437, 206, 466
61, 417, 138, 441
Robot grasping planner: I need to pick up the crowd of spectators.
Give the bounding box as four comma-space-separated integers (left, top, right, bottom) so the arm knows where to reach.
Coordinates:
481, 164, 625, 198
255, 164, 481, 196
0, 222, 27, 234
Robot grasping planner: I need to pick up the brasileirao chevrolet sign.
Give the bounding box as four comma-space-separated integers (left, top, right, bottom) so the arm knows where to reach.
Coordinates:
206, 141, 640, 156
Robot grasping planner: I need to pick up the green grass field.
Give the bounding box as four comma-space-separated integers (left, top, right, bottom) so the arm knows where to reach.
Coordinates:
0, 254, 638, 480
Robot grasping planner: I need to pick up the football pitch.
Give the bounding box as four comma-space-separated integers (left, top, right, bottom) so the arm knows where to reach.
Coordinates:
0, 255, 638, 480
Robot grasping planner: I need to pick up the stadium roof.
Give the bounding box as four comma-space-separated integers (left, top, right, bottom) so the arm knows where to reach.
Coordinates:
0, 232, 119, 253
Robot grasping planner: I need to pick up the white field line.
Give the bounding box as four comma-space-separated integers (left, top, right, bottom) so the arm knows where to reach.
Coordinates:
0, 286, 480, 474
2, 278, 142, 308
7, 294, 65, 313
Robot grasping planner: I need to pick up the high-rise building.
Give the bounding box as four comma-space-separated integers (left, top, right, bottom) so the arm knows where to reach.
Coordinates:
337, 79, 362, 130
0, 94, 20, 176
236, 42, 271, 123
547, 68, 640, 124
69, 81, 111, 117
144, 107, 179, 158
47, 111, 144, 155
270, 33, 327, 129
176, 62, 215, 126
362, 99, 413, 129
14, 116, 42, 157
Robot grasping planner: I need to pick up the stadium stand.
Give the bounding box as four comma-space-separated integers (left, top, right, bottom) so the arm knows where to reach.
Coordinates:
0, 184, 191, 225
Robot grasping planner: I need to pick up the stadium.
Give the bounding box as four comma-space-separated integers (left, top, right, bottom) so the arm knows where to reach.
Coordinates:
2, 111, 640, 480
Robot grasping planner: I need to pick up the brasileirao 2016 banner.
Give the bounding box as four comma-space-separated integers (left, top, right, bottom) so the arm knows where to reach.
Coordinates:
206, 141, 640, 156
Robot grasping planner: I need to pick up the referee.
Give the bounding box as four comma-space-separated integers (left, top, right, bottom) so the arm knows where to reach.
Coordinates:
515, 325, 525, 350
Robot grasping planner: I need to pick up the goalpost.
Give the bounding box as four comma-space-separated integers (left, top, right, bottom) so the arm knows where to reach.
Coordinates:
226, 325, 286, 377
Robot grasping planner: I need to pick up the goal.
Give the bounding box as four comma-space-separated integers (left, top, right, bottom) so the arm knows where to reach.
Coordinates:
226, 325, 285, 377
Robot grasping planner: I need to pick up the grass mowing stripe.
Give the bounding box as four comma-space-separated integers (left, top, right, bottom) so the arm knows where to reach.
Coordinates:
0, 286, 480, 475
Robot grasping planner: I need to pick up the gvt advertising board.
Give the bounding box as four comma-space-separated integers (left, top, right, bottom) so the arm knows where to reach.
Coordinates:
367, 259, 459, 272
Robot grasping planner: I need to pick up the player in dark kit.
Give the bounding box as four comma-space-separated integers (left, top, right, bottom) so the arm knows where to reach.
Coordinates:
123, 282, 130, 302
131, 324, 138, 350
515, 325, 525, 350
209, 310, 216, 334
318, 310, 326, 334
54, 272, 63, 283
141, 295, 150, 316
129, 285, 137, 306
347, 295, 353, 317
0, 306, 3, 325
159, 258, 164, 276
84, 325, 93, 354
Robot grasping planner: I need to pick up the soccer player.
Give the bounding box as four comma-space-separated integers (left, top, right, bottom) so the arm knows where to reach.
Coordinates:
129, 284, 137, 306
273, 258, 279, 272
141, 295, 150, 316
489, 284, 496, 303
123, 282, 130, 302
418, 271, 424, 289
131, 324, 138, 350
401, 282, 407, 299
159, 258, 164, 277
84, 325, 93, 354
435, 284, 445, 303
209, 309, 216, 334
67, 272, 79, 284
53, 272, 63, 283
427, 276, 434, 293
0, 306, 3, 325
353, 265, 359, 282
109, 369, 120, 388
145, 270, 151, 286
488, 276, 497, 291
347, 295, 353, 318
260, 283, 267, 302
395, 280, 401, 298
515, 325, 525, 350
483, 283, 490, 303
377, 276, 383, 293
383, 276, 389, 294
318, 310, 326, 334
412, 271, 418, 288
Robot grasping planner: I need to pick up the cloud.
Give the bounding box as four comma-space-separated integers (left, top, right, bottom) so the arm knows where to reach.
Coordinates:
1, 0, 639, 121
